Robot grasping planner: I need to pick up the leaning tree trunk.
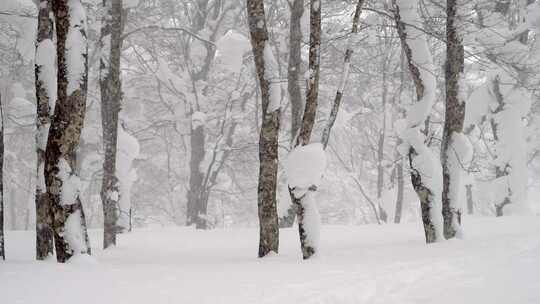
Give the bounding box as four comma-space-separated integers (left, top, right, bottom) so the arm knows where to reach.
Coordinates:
0, 93, 4, 260
289, 0, 322, 260
441, 0, 466, 239
100, 0, 123, 249
321, 0, 365, 148
247, 0, 281, 257
46, 0, 91, 263
279, 0, 304, 229
392, 0, 444, 243
35, 0, 55, 260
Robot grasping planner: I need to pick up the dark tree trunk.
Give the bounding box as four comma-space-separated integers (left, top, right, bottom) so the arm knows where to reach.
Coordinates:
279, 0, 304, 229
441, 0, 466, 239
100, 0, 124, 249
46, 0, 91, 263
247, 0, 281, 257
35, 0, 55, 260
0, 93, 4, 260
186, 123, 207, 228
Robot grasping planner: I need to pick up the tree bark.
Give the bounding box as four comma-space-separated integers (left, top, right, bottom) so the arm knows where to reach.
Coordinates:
321, 0, 365, 149
186, 123, 207, 228
279, 0, 304, 229
247, 0, 281, 257
100, 0, 123, 249
289, 0, 322, 260
46, 0, 91, 263
35, 0, 55, 260
392, 0, 443, 243
441, 0, 466, 239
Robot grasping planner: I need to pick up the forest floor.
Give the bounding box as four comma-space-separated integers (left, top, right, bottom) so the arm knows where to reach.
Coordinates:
1, 216, 540, 304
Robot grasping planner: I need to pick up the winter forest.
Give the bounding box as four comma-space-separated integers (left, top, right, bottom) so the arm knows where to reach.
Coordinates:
0, 0, 540, 302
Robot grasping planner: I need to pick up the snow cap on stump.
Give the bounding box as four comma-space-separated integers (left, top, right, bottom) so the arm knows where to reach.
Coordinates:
286, 143, 327, 198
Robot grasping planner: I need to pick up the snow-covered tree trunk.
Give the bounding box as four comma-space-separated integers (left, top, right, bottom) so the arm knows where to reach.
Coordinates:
279, 0, 304, 229
467, 1, 533, 217
0, 93, 4, 261
100, 0, 123, 249
247, 0, 281, 257
392, 0, 444, 243
441, 0, 469, 239
46, 0, 91, 262
490, 74, 529, 216
288, 0, 323, 260
35, 0, 56, 260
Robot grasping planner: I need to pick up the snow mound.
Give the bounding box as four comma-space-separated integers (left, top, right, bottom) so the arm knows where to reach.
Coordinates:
286, 143, 327, 197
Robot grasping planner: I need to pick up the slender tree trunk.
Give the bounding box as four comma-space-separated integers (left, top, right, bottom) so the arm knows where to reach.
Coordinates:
0, 93, 4, 260
46, 0, 91, 262
393, 148, 404, 223
321, 0, 365, 148
279, 0, 304, 228
186, 122, 206, 228
441, 0, 466, 239
100, 0, 123, 249
35, 0, 55, 260
289, 0, 322, 260
247, 0, 281, 257
376, 58, 389, 223
465, 184, 473, 215
392, 0, 444, 243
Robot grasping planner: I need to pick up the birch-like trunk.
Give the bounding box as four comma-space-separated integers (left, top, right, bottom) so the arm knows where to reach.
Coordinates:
46, 0, 91, 262
35, 0, 55, 260
441, 0, 466, 239
392, 0, 444, 243
100, 0, 123, 249
321, 0, 365, 148
247, 0, 281, 257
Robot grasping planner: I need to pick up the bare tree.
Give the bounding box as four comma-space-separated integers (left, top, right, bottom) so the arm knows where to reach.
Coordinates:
441, 0, 467, 239
247, 0, 281, 257
35, 0, 55, 260
100, 0, 124, 249
288, 0, 322, 259
45, 0, 91, 262
279, 0, 304, 228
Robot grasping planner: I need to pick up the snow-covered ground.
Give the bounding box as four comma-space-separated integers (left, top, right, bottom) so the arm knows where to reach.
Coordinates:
2, 216, 540, 304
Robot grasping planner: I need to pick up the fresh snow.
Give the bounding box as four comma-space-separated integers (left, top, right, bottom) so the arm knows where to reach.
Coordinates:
35, 38, 57, 112
286, 143, 327, 198
66, 0, 87, 95
263, 45, 282, 112
2, 217, 540, 304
